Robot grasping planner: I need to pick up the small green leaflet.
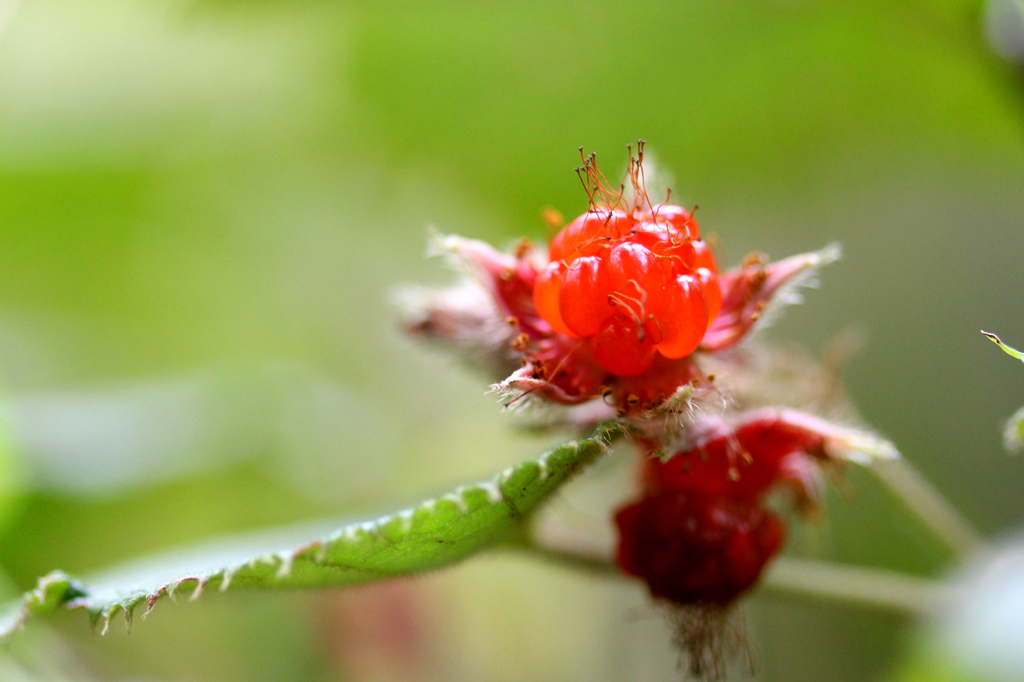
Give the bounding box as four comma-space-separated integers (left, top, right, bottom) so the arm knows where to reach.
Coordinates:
0, 424, 619, 639
983, 331, 1024, 363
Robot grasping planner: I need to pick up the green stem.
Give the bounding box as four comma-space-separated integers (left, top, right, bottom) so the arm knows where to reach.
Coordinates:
868, 458, 987, 559
759, 556, 945, 616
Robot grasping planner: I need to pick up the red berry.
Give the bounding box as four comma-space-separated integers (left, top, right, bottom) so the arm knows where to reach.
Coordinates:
696, 267, 721, 328
590, 315, 657, 376
637, 204, 700, 239
630, 223, 696, 278
615, 491, 784, 606
535, 203, 723, 376
607, 242, 668, 322
652, 275, 708, 359
550, 209, 631, 263
560, 255, 614, 336
692, 239, 718, 275
533, 261, 578, 337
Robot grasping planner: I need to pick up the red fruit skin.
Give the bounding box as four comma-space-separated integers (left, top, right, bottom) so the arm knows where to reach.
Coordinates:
643, 416, 829, 500
590, 315, 657, 376
607, 242, 667, 319
691, 240, 718, 275
550, 209, 631, 263
615, 491, 784, 606
534, 204, 724, 379
636, 204, 700, 239
652, 274, 708, 359
559, 256, 614, 336
532, 261, 578, 338
695, 267, 721, 329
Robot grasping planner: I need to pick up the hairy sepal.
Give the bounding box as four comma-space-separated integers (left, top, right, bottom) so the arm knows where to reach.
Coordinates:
672, 407, 898, 466
701, 244, 841, 352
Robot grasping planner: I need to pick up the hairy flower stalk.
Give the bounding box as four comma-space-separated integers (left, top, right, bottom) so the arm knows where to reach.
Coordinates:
401, 143, 897, 677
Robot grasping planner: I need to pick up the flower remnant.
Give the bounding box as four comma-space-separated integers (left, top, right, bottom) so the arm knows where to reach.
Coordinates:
400, 142, 896, 677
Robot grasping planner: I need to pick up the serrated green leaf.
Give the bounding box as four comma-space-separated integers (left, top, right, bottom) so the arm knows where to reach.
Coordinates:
982, 331, 1024, 363
0, 424, 619, 639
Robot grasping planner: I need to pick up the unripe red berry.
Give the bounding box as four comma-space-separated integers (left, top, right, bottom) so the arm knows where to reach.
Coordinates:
537, 202, 722, 376
409, 146, 845, 419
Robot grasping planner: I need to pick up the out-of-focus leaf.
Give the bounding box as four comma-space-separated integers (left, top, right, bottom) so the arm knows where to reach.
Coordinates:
0, 404, 24, 536
0, 425, 617, 639
1004, 405, 1024, 453
982, 331, 1024, 362
893, 532, 1024, 682
983, 332, 1024, 453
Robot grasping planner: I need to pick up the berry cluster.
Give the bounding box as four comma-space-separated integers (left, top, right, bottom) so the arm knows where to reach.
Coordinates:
615, 413, 831, 608
532, 147, 722, 376
403, 142, 888, 676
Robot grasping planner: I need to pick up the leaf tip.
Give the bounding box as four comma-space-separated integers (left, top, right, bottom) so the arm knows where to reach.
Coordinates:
983, 330, 1024, 361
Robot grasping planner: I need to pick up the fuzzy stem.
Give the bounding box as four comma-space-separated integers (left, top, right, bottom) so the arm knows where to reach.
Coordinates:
868, 458, 987, 559
506, 534, 946, 617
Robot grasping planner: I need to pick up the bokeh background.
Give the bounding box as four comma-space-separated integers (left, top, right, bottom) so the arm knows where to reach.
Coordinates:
0, 0, 1023, 680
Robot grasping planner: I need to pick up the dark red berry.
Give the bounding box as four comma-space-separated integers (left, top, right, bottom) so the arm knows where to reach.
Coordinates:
614, 491, 784, 606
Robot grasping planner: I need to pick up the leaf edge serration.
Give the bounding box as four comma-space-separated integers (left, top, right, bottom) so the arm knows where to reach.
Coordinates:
0, 423, 619, 639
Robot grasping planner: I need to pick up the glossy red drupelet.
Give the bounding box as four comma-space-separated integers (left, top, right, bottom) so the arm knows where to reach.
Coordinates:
614, 491, 785, 606
533, 204, 721, 376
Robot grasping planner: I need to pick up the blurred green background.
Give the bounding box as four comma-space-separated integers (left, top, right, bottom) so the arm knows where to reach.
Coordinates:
0, 0, 1023, 680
